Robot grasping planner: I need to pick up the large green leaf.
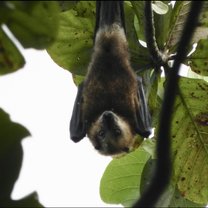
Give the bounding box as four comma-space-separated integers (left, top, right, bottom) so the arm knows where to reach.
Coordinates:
188, 39, 208, 76
47, 1, 95, 76
100, 146, 151, 207
3, 1, 60, 49
0, 27, 25, 75
172, 78, 208, 204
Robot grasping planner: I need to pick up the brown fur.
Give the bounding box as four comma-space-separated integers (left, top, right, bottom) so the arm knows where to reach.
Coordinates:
81, 24, 140, 155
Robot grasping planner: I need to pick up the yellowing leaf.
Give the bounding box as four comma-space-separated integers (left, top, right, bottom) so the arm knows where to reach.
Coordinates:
188, 39, 208, 76
172, 78, 208, 204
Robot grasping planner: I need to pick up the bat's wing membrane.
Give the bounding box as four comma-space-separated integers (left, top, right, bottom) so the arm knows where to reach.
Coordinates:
70, 83, 86, 142
135, 77, 152, 138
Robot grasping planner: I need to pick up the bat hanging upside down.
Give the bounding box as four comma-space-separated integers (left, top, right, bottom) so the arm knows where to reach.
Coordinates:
70, 1, 152, 156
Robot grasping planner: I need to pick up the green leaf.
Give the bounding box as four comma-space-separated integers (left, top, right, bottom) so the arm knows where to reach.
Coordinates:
0, 108, 30, 156
0, 27, 25, 75
165, 1, 208, 52
141, 159, 206, 207
5, 1, 60, 49
172, 78, 208, 204
0, 108, 30, 200
125, 2, 151, 71
58, 1, 77, 12
165, 1, 191, 52
140, 139, 156, 159
72, 74, 85, 86
47, 1, 95, 76
131, 1, 145, 42
1, 192, 43, 207
141, 159, 177, 207
131, 1, 172, 52
0, 143, 23, 200
188, 39, 208, 76
154, 2, 172, 50
169, 188, 206, 207
100, 146, 151, 207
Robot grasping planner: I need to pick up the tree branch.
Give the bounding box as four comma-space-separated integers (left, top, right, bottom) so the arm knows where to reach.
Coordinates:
133, 2, 203, 207
144, 1, 167, 68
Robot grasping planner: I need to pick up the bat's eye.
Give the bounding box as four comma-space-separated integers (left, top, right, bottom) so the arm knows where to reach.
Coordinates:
98, 130, 105, 138
122, 147, 129, 153
114, 128, 121, 136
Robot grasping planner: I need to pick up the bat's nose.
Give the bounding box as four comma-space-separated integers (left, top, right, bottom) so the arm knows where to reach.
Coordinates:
103, 111, 114, 119
102, 111, 115, 130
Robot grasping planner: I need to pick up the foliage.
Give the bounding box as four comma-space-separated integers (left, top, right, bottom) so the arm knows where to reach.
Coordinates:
0, 1, 60, 206
0, 1, 208, 207
0, 109, 43, 207
0, 1, 60, 75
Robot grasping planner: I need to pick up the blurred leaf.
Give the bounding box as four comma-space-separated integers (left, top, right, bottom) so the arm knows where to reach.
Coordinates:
1, 192, 43, 207
154, 2, 172, 50
0, 143, 23, 201
0, 108, 30, 200
172, 78, 208, 204
58, 1, 78, 12
0, 2, 11, 24
131, 1, 145, 42
188, 39, 208, 76
0, 108, 30, 156
47, 1, 95, 76
72, 74, 85, 86
4, 1, 60, 49
0, 27, 25, 75
191, 2, 208, 44
152, 1, 169, 15
100, 146, 151, 207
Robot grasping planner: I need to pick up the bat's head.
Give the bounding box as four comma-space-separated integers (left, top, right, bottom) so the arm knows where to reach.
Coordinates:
87, 111, 136, 156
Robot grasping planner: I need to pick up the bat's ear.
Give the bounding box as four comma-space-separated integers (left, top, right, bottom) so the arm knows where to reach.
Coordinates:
135, 77, 152, 138
70, 83, 86, 142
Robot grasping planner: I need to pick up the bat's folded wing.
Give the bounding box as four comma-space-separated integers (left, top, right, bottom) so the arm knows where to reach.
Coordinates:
70, 83, 86, 142
135, 77, 152, 138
